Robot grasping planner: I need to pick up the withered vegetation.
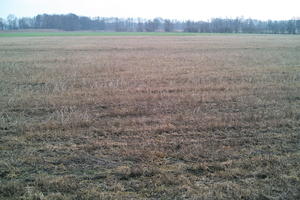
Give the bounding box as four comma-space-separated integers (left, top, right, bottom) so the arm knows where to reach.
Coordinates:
0, 35, 300, 199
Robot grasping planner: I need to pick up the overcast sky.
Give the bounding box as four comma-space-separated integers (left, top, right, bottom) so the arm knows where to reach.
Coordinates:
1, 0, 299, 21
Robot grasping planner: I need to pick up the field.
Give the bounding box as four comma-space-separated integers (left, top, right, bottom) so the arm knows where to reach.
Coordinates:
0, 34, 300, 199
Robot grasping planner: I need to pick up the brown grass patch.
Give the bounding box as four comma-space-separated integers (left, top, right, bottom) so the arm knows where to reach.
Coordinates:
0, 35, 300, 199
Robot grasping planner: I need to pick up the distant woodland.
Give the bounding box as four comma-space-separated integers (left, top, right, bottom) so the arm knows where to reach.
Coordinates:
1, 13, 300, 34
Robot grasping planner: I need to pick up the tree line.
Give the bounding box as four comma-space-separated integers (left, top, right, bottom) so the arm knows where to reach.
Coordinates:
1, 13, 300, 34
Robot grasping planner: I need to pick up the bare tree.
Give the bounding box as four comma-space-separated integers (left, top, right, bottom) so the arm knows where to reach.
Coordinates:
18, 17, 34, 29
287, 19, 296, 34
0, 18, 4, 30
145, 20, 155, 32
296, 19, 300, 34
153, 18, 162, 31
137, 18, 144, 32
164, 19, 173, 32
7, 14, 18, 30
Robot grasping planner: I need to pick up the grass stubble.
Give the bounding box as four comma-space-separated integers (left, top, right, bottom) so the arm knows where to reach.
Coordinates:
0, 35, 300, 199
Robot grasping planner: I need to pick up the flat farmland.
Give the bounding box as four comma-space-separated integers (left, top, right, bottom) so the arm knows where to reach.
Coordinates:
0, 35, 300, 199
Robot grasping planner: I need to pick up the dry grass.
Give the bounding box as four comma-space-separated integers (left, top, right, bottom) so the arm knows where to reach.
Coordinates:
0, 35, 300, 199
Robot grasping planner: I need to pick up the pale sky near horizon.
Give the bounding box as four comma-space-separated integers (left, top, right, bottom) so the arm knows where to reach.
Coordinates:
0, 0, 299, 21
